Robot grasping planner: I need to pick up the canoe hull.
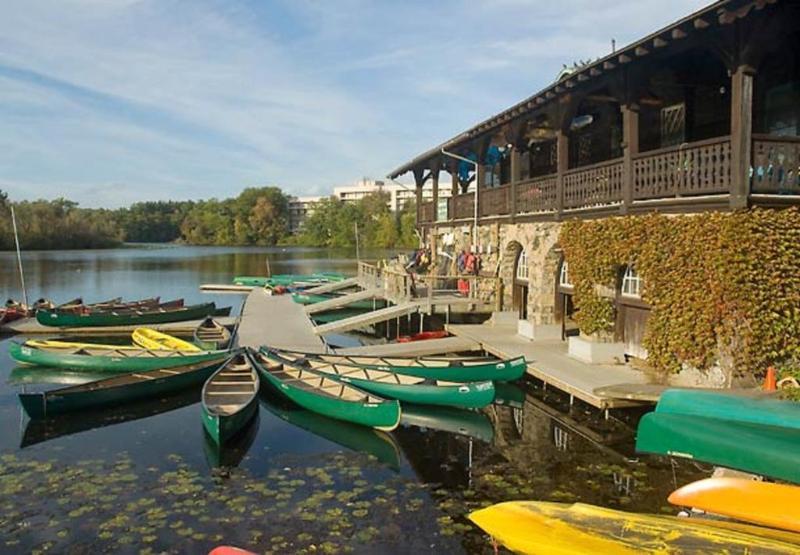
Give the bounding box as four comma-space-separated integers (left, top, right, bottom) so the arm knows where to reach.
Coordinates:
636, 412, 800, 483
35, 302, 217, 327
9, 342, 228, 373
19, 358, 226, 418
334, 375, 495, 409
253, 357, 401, 431
202, 397, 259, 446
654, 389, 800, 429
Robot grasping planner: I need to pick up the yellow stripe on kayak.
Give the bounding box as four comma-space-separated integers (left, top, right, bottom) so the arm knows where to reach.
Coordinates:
132, 328, 200, 352
468, 501, 800, 554
25, 339, 143, 351
669, 478, 800, 533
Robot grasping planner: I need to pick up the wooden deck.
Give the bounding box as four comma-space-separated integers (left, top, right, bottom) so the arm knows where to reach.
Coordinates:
2, 316, 238, 336
447, 322, 651, 410
236, 289, 325, 353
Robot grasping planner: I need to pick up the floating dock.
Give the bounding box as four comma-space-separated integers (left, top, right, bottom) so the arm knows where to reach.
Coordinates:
236, 289, 325, 353
447, 322, 651, 411
2, 316, 238, 336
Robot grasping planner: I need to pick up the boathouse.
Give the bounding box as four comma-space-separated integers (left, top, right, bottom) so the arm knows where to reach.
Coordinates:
389, 0, 800, 381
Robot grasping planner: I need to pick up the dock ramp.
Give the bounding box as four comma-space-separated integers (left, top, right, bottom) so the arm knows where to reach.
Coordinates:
305, 288, 382, 314
313, 302, 420, 336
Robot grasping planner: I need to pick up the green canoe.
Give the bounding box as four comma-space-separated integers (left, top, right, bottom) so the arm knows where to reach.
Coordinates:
201, 352, 260, 446
18, 355, 230, 418
233, 272, 346, 287
310, 308, 372, 324
264, 348, 495, 409
652, 389, 800, 429
292, 292, 386, 311
9, 341, 229, 372
202, 410, 259, 469
250, 349, 401, 431
400, 403, 495, 443
260, 395, 401, 470
268, 348, 527, 383
36, 302, 218, 327
636, 412, 800, 484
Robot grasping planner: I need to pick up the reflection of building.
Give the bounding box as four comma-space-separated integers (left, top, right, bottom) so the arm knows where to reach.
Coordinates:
333, 178, 451, 212
288, 195, 322, 234
389, 1, 800, 375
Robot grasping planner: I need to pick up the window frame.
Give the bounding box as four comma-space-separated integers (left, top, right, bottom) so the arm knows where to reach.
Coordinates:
515, 249, 529, 282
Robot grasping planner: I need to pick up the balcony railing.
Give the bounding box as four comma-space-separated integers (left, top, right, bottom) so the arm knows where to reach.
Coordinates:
418, 134, 799, 226
751, 134, 800, 195
634, 136, 732, 200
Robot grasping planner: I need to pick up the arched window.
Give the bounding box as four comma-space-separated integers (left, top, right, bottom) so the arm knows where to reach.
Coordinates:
621, 265, 642, 298
559, 260, 573, 289
515, 249, 529, 281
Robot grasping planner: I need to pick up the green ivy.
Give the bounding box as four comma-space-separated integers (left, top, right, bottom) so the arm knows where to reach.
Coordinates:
559, 208, 800, 376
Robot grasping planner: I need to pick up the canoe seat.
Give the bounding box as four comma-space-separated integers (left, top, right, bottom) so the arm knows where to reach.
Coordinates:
207, 404, 242, 415
207, 390, 254, 395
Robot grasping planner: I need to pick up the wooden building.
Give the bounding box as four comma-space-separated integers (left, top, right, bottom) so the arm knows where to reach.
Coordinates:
388, 0, 800, 366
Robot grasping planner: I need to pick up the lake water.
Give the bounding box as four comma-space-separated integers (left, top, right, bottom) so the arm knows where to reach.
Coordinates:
0, 245, 706, 554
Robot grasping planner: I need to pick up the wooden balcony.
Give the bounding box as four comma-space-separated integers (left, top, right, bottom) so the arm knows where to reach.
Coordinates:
419, 135, 800, 227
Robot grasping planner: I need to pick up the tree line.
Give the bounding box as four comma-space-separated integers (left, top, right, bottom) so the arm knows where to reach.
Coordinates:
0, 188, 418, 250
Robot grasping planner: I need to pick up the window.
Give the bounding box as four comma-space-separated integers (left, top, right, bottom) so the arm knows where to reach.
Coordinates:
515, 249, 529, 281
621, 265, 642, 298
559, 261, 573, 289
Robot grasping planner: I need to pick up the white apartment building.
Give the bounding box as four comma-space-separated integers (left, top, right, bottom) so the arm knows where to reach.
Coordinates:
287, 195, 323, 233
333, 178, 451, 212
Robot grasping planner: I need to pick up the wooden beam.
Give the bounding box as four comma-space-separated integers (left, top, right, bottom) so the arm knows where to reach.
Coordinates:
693, 17, 710, 29
535, 97, 546, 105
565, 80, 575, 88
589, 67, 602, 77
577, 73, 589, 81
546, 91, 556, 99
619, 53, 632, 63
603, 60, 616, 70
671, 28, 687, 40
653, 37, 668, 48
730, 65, 754, 209
635, 46, 649, 57
554, 85, 564, 93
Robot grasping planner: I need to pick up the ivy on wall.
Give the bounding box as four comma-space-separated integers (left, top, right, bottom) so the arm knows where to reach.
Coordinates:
559, 208, 800, 376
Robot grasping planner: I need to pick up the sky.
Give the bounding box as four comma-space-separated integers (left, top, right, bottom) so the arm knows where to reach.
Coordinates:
0, 0, 709, 208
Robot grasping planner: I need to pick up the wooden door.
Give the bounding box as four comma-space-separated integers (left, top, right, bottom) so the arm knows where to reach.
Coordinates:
623, 305, 650, 360
513, 283, 528, 320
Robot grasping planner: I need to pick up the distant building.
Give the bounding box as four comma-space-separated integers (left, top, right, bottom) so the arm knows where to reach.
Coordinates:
333, 177, 451, 212
287, 195, 322, 234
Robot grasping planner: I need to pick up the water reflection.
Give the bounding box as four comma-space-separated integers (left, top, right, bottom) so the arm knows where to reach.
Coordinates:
203, 411, 260, 470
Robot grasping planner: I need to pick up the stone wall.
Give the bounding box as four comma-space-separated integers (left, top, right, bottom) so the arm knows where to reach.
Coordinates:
430, 220, 563, 324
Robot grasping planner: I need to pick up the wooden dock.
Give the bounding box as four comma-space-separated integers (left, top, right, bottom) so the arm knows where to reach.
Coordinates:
447, 322, 650, 410
236, 289, 325, 353
2, 316, 238, 336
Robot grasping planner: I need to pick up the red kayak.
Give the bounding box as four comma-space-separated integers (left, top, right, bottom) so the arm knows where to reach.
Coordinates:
397, 330, 449, 343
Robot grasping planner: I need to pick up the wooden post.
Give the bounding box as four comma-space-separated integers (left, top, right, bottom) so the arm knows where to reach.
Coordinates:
476, 163, 486, 224
510, 147, 520, 222
431, 169, 439, 223
555, 130, 568, 218
621, 104, 639, 214
413, 168, 424, 224
730, 65, 754, 210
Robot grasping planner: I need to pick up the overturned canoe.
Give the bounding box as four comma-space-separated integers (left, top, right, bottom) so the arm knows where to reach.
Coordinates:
234, 272, 345, 287
669, 478, 800, 534
202, 352, 260, 446
9, 341, 228, 373
264, 348, 495, 409
36, 302, 217, 327
132, 328, 201, 352
19, 355, 230, 418
250, 349, 400, 431
194, 317, 232, 351
468, 501, 800, 554
268, 348, 526, 382
635, 412, 800, 484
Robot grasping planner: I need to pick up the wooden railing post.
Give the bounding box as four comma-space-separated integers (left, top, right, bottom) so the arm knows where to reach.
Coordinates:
730, 65, 755, 210
431, 170, 439, 223
621, 104, 639, 214
510, 147, 520, 222
476, 163, 486, 224
556, 130, 568, 219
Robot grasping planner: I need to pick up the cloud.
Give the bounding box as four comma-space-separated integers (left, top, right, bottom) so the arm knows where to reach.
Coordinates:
0, 0, 710, 207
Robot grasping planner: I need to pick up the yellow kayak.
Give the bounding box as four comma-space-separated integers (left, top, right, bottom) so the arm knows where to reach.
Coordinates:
468, 501, 800, 554
132, 328, 200, 352
25, 339, 143, 351
669, 478, 800, 533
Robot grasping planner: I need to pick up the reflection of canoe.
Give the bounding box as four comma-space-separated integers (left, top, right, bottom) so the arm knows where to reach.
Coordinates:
20, 388, 199, 448
19, 355, 230, 418
9, 366, 112, 386
493, 382, 526, 408
260, 395, 401, 470
635, 412, 800, 483
250, 350, 401, 431
36, 302, 218, 327
202, 353, 259, 446
468, 501, 800, 554
271, 348, 526, 382
194, 318, 232, 351
265, 349, 495, 409
669, 478, 800, 533
400, 404, 494, 443
203, 408, 260, 468
9, 341, 229, 372
132, 327, 201, 351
